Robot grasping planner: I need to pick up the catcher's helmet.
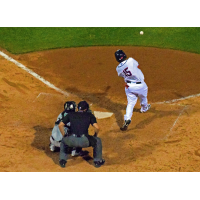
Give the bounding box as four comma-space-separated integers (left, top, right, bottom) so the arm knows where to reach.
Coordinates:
64, 101, 77, 112
115, 49, 127, 63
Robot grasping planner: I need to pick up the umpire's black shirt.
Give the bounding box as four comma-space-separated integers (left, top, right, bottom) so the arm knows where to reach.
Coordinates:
61, 111, 97, 137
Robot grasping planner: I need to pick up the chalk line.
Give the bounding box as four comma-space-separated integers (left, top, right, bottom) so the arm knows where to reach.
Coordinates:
0, 51, 69, 96
155, 93, 200, 104
36, 92, 57, 99
1, 50, 200, 106
162, 105, 188, 140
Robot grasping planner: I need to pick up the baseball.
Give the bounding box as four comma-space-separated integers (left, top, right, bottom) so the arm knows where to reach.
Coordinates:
140, 31, 144, 35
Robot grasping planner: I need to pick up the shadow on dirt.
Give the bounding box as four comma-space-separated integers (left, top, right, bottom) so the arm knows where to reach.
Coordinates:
131, 106, 182, 131
31, 125, 95, 167
100, 105, 185, 166
65, 86, 127, 127
31, 125, 60, 165
31, 105, 184, 168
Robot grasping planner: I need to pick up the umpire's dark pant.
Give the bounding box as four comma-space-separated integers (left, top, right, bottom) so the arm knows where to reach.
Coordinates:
59, 135, 103, 162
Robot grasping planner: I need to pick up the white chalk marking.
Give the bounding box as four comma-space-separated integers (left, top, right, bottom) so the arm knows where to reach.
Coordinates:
34, 92, 62, 102
162, 105, 188, 140
0, 51, 69, 96
36, 93, 42, 99
36, 92, 54, 99
155, 93, 200, 104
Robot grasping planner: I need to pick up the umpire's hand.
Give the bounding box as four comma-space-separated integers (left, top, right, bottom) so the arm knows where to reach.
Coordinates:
93, 132, 98, 137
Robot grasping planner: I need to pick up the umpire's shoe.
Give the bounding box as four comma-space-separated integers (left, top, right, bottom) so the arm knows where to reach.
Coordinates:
94, 159, 105, 168
59, 159, 67, 168
120, 119, 131, 131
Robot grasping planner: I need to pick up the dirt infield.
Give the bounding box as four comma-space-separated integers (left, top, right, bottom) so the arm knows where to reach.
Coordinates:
0, 46, 200, 172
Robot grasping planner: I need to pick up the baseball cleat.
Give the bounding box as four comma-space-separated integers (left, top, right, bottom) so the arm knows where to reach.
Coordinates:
94, 159, 105, 168
59, 159, 67, 168
120, 119, 131, 131
140, 104, 151, 113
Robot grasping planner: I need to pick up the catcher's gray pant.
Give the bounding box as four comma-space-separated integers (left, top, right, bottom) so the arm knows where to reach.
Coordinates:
59, 135, 103, 162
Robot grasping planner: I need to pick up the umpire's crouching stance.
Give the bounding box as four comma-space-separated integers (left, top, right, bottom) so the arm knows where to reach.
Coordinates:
58, 101, 105, 168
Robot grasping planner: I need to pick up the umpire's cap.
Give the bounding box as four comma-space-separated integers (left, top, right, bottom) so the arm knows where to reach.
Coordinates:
78, 101, 89, 111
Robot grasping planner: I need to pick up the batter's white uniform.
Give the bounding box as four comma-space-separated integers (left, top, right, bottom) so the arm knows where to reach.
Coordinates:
116, 57, 149, 121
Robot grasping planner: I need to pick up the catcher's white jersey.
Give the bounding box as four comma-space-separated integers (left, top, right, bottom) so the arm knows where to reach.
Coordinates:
116, 57, 144, 83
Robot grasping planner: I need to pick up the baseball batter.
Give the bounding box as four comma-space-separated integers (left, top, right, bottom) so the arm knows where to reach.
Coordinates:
115, 49, 151, 131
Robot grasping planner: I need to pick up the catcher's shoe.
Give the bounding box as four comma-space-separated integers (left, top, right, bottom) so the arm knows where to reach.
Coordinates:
94, 159, 105, 168
49, 143, 56, 152
120, 119, 131, 131
59, 159, 67, 168
140, 104, 151, 113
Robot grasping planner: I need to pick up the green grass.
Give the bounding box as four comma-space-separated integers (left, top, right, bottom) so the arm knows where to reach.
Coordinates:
0, 27, 199, 54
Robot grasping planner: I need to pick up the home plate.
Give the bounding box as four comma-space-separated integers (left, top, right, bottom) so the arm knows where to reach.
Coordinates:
94, 111, 113, 119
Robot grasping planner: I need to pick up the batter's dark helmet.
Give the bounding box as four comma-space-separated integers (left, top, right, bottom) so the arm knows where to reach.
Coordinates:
115, 49, 127, 63
64, 101, 77, 112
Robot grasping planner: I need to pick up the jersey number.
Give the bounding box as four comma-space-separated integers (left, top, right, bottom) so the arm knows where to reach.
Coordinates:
123, 67, 132, 77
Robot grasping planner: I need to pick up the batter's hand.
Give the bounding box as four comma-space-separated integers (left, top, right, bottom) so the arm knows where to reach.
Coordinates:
125, 83, 129, 89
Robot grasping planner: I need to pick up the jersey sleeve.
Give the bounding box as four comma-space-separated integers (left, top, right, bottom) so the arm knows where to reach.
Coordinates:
61, 114, 70, 125
90, 113, 97, 125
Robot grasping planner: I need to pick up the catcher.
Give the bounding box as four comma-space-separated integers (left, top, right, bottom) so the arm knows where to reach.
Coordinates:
50, 101, 80, 155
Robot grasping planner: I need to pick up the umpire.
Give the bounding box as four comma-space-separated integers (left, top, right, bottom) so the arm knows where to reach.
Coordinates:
58, 100, 105, 168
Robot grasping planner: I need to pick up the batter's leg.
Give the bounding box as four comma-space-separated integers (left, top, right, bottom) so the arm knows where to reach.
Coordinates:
138, 83, 150, 112
124, 89, 138, 121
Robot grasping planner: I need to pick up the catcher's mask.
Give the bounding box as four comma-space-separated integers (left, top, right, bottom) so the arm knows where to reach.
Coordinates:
78, 101, 89, 111
64, 101, 77, 112
115, 49, 127, 63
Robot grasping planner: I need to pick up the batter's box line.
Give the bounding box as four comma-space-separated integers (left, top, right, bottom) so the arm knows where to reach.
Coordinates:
151, 102, 185, 107
154, 93, 200, 105
162, 105, 189, 141
33, 92, 62, 102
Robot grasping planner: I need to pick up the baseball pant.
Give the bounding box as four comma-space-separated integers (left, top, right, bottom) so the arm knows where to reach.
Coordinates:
50, 136, 61, 147
124, 81, 148, 121
59, 135, 103, 162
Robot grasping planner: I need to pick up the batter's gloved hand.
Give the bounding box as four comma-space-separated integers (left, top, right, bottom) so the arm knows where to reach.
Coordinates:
125, 83, 129, 89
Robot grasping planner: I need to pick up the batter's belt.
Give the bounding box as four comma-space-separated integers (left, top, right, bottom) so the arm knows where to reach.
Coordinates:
126, 80, 141, 84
